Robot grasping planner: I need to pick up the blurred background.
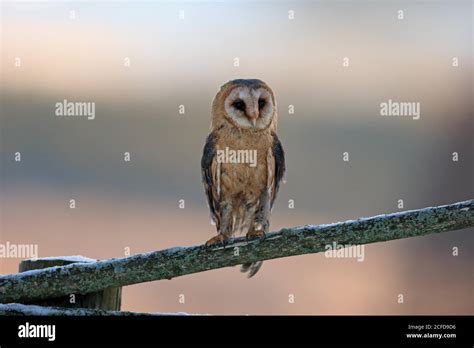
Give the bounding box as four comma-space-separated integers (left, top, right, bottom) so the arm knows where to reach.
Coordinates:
0, 0, 472, 314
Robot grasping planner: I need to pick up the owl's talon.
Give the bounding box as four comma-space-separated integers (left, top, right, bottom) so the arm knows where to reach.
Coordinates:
246, 230, 266, 241
205, 234, 228, 248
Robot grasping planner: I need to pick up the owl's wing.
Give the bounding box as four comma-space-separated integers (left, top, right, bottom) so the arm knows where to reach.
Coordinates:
201, 132, 221, 228
269, 132, 286, 209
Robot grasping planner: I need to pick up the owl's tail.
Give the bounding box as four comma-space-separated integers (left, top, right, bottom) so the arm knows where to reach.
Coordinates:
240, 261, 263, 278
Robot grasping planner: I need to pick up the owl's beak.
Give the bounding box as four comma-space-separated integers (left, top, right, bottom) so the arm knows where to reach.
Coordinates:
247, 109, 259, 127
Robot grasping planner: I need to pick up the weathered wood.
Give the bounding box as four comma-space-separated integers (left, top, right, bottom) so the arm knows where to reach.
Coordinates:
19, 257, 121, 311
0, 304, 187, 316
0, 199, 472, 304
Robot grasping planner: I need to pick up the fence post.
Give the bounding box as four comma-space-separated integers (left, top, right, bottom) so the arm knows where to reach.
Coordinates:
19, 256, 122, 311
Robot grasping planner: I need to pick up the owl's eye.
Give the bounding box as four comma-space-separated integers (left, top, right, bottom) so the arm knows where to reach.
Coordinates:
232, 100, 246, 111
258, 99, 266, 110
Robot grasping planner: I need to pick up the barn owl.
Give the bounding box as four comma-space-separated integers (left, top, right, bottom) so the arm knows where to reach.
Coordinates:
201, 79, 286, 277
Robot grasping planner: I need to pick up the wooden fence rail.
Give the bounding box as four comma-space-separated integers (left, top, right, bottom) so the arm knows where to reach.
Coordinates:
0, 199, 473, 305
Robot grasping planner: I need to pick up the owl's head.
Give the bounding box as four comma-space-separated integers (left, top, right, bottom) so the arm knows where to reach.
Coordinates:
211, 79, 277, 131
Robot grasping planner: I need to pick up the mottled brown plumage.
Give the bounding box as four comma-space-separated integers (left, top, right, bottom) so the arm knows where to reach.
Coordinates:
201, 79, 285, 277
